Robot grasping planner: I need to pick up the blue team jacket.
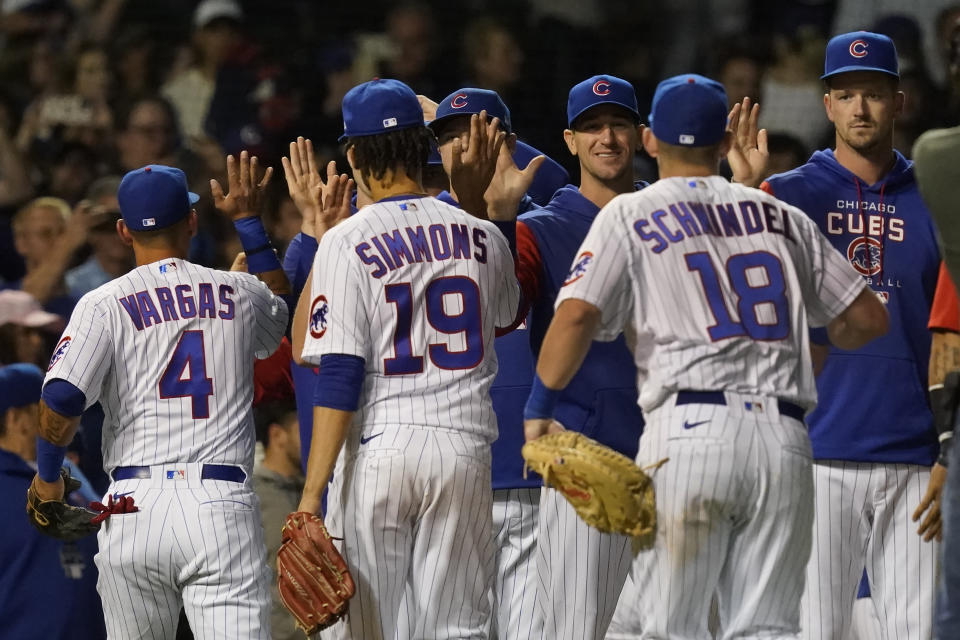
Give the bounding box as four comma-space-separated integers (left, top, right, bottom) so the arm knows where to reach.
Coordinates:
517, 185, 645, 459
764, 149, 940, 464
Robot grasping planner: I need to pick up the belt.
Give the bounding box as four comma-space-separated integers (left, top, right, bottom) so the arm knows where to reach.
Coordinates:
112, 464, 247, 483
675, 390, 805, 423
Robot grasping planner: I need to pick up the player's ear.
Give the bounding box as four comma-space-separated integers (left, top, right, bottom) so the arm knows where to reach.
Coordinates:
187, 210, 198, 238
116, 219, 134, 246
641, 127, 658, 157
894, 90, 905, 118
563, 129, 578, 156
346, 146, 358, 172
635, 123, 646, 149
823, 92, 834, 123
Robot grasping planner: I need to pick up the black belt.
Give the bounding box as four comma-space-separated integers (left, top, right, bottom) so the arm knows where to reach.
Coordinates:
112, 464, 246, 483
675, 390, 805, 423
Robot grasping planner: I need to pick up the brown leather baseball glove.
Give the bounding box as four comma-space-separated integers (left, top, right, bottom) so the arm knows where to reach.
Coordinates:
522, 431, 663, 539
26, 467, 101, 541
277, 512, 355, 635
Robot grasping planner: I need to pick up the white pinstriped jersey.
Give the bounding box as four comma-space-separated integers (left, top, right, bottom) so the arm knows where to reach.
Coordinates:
557, 176, 866, 413
301, 195, 520, 442
44, 257, 288, 470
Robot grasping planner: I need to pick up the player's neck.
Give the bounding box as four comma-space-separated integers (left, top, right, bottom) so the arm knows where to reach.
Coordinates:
654, 157, 716, 181
131, 244, 189, 268
366, 171, 427, 203
578, 171, 635, 209
833, 136, 896, 186
0, 434, 34, 464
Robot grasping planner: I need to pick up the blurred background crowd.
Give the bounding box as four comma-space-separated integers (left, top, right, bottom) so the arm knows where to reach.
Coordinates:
1, 0, 960, 638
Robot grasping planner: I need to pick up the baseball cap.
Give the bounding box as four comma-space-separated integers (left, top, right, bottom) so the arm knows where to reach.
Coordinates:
822, 31, 899, 80
0, 363, 44, 415
567, 75, 640, 128
193, 0, 243, 29
649, 74, 728, 147
0, 290, 63, 329
339, 79, 424, 142
117, 165, 199, 232
429, 88, 512, 134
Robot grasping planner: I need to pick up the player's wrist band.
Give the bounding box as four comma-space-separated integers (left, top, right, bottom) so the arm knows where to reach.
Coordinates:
939, 432, 954, 468
234, 217, 282, 274
524, 374, 561, 420
36, 438, 67, 483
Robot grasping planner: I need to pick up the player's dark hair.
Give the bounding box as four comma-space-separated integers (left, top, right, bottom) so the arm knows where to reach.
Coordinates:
343, 125, 435, 184
253, 401, 298, 448
127, 215, 192, 246
823, 74, 899, 92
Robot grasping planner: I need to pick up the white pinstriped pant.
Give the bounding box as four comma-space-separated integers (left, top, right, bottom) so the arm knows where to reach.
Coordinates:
534, 485, 634, 640
801, 461, 938, 640
619, 393, 814, 639
491, 487, 541, 640
323, 427, 496, 640
94, 463, 271, 640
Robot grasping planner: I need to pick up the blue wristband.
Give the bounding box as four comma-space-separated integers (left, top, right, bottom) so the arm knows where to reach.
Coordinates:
37, 438, 67, 482
234, 217, 282, 274
523, 374, 561, 420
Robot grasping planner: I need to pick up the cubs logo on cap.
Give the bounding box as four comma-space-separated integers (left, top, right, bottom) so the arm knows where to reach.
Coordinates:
429, 88, 512, 134
567, 74, 640, 127
822, 31, 899, 80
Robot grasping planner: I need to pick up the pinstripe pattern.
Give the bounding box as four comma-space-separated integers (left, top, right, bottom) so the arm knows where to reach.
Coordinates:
801, 462, 938, 640
44, 257, 286, 639
556, 176, 866, 414
301, 196, 520, 442
491, 487, 541, 640
94, 465, 271, 639
323, 428, 495, 640
848, 597, 883, 640
45, 258, 288, 469
626, 395, 814, 637
534, 488, 634, 640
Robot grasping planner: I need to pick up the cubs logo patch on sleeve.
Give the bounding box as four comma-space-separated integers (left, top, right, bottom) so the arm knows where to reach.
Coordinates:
563, 251, 594, 286
309, 296, 329, 339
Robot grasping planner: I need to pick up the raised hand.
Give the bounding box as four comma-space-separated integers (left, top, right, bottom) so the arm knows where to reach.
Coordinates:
484, 144, 545, 221
417, 95, 439, 122
726, 97, 769, 188
449, 110, 506, 218
281, 136, 323, 235
210, 150, 274, 221
317, 161, 355, 236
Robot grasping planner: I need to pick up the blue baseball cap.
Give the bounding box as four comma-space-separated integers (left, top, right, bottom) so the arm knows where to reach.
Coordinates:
822, 31, 899, 80
0, 363, 44, 415
649, 74, 728, 147
118, 165, 199, 232
339, 78, 424, 142
429, 88, 512, 134
567, 75, 640, 128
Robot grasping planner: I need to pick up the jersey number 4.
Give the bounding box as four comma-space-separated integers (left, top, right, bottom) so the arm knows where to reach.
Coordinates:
384, 276, 482, 374
686, 250, 789, 341
159, 330, 214, 418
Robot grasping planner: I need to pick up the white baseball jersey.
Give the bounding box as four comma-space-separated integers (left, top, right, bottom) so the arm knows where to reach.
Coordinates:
557, 175, 866, 412
44, 257, 288, 470
301, 195, 520, 441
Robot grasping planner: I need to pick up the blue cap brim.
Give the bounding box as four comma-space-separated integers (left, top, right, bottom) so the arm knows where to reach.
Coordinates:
568, 100, 641, 127
821, 65, 900, 80
188, 192, 200, 204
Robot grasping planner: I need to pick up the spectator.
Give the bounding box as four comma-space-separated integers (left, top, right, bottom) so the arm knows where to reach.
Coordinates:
162, 0, 244, 140
45, 142, 99, 204
763, 132, 808, 181
253, 401, 304, 640
65, 176, 132, 298
0, 362, 106, 640
462, 17, 524, 99
381, 3, 442, 96
715, 41, 765, 108
7, 196, 85, 315
0, 289, 63, 366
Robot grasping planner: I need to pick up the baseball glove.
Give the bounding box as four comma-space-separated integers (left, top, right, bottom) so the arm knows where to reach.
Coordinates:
522, 431, 661, 538
277, 512, 355, 635
26, 467, 101, 541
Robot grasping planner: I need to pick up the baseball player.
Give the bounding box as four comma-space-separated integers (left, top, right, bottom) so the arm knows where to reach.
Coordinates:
914, 122, 960, 639
30, 154, 291, 639
427, 86, 546, 640
513, 74, 648, 640
524, 72, 888, 638
761, 31, 942, 638
294, 78, 520, 639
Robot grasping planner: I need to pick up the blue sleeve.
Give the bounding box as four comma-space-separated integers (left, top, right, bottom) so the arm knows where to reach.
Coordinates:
492, 220, 517, 259
42, 378, 87, 417
312, 354, 365, 412
282, 232, 319, 299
